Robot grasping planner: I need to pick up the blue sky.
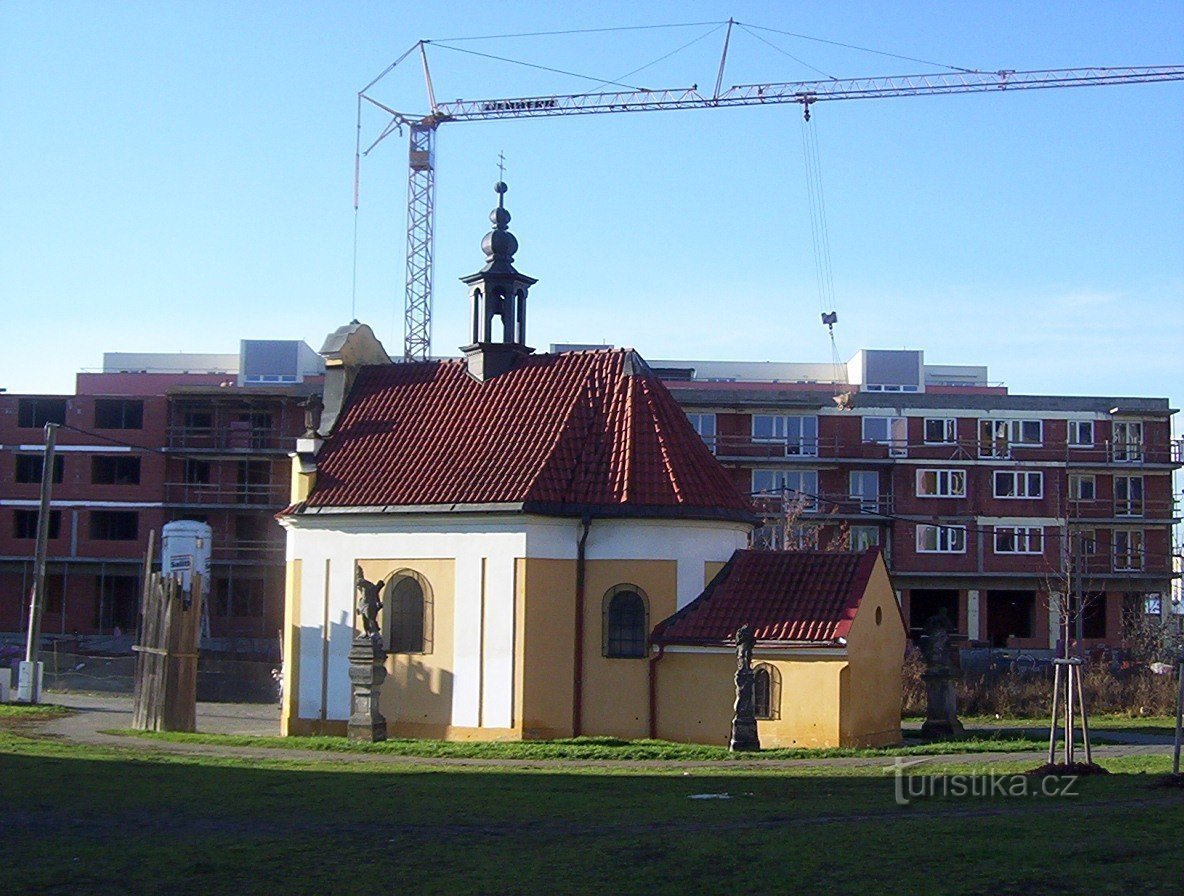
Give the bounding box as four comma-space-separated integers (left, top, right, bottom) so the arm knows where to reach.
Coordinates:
1, 1, 1181, 419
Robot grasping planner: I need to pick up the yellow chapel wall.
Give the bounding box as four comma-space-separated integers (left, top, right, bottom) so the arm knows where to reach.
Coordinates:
839, 558, 907, 747
517, 558, 577, 739
280, 558, 302, 736
357, 558, 457, 738
654, 652, 846, 748
578, 559, 678, 739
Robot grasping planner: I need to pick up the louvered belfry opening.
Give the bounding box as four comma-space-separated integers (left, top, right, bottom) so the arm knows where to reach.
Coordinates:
459, 181, 539, 381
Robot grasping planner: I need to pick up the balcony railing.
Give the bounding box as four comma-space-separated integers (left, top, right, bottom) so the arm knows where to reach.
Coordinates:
1066, 497, 1179, 521
163, 481, 288, 506
167, 424, 292, 452
751, 492, 894, 517
212, 538, 285, 561
696, 432, 1183, 466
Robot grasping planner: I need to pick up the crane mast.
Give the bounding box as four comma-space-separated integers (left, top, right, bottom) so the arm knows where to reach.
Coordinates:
360, 61, 1184, 360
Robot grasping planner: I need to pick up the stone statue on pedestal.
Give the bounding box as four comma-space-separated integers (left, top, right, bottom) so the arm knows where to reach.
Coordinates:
348, 569, 388, 742
729, 624, 760, 752
920, 608, 964, 740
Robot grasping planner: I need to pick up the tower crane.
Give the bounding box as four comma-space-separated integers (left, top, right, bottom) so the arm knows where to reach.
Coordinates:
357, 24, 1184, 361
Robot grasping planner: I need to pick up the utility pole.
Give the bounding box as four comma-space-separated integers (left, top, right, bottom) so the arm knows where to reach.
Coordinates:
20, 421, 58, 703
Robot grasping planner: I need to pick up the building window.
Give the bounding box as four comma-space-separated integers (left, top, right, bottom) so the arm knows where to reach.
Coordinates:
979, 418, 1042, 457
994, 526, 1044, 554
1114, 476, 1144, 517
17, 398, 67, 428
91, 455, 141, 485
603, 585, 649, 658
1068, 420, 1094, 447
212, 576, 266, 619
184, 459, 212, 485
849, 471, 880, 512
184, 409, 213, 431
993, 471, 1043, 499
916, 469, 966, 498
753, 664, 780, 720
686, 413, 716, 452
862, 416, 908, 456
850, 525, 880, 551
1071, 529, 1097, 557
924, 418, 957, 444
89, 510, 138, 541
917, 524, 966, 554
385, 571, 433, 654
1113, 530, 1144, 571
14, 509, 61, 540
752, 469, 818, 508
752, 414, 818, 456
1069, 593, 1107, 639
94, 574, 139, 632
94, 399, 144, 429
1111, 421, 1143, 462
1068, 474, 1096, 502
15, 454, 63, 484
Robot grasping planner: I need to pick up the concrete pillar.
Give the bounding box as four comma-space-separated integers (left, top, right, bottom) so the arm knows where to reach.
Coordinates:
966, 590, 981, 642
1048, 594, 1061, 651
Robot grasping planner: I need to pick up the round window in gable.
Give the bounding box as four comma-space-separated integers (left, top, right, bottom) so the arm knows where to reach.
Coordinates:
875, 606, 883, 626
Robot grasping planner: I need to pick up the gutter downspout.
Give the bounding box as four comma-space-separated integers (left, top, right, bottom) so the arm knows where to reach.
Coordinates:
572, 514, 592, 737
648, 644, 666, 739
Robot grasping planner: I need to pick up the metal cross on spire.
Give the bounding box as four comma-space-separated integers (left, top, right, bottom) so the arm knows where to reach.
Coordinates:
497, 150, 506, 181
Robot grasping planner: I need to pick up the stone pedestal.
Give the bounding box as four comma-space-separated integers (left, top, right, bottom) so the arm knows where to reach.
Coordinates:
920, 669, 965, 740
347, 634, 388, 742
729, 666, 761, 752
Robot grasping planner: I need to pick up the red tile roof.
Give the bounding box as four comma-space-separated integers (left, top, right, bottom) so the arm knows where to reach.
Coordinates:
652, 548, 883, 646
295, 349, 753, 522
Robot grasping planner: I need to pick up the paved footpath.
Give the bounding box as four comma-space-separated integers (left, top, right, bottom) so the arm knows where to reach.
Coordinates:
22, 691, 1179, 771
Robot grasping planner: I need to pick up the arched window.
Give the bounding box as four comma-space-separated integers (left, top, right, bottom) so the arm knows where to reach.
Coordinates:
753, 664, 780, 720
603, 585, 649, 658
385, 570, 433, 654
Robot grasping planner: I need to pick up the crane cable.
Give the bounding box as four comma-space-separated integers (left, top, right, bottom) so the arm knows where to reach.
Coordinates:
799, 111, 845, 391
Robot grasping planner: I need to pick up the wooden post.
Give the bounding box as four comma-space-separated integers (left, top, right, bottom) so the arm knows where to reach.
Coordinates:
132, 568, 201, 732
1063, 662, 1073, 765
1173, 656, 1183, 777
1075, 659, 1093, 765
1047, 661, 1061, 766
21, 422, 58, 703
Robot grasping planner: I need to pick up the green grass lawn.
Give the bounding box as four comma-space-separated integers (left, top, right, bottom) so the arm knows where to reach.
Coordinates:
105, 727, 1061, 761
0, 702, 72, 718
2, 729, 1182, 896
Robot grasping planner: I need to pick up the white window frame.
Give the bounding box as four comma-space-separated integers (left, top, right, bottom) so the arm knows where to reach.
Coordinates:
848, 471, 880, 512
916, 468, 967, 498
1111, 421, 1144, 462
752, 414, 819, 457
979, 418, 1043, 457
1067, 420, 1094, 447
1113, 529, 1145, 570
752, 469, 819, 509
993, 471, 1043, 499
916, 524, 967, 554
862, 416, 908, 457
993, 526, 1044, 555
686, 413, 716, 453
1114, 475, 1144, 517
923, 417, 957, 444
1068, 474, 1096, 502
850, 525, 880, 552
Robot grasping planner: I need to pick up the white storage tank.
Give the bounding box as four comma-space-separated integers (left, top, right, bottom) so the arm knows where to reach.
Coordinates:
161, 520, 213, 604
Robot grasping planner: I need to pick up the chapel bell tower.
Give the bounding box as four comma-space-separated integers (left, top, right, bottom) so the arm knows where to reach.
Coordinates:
460, 181, 538, 381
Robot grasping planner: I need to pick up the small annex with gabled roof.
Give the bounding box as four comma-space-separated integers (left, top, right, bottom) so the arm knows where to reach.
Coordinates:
649, 548, 907, 748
